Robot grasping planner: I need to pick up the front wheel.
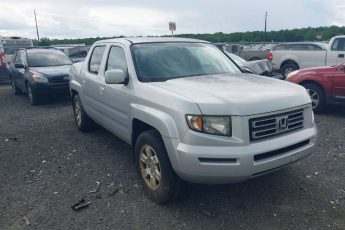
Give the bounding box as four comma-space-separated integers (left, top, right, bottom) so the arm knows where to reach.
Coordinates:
72, 94, 94, 132
27, 83, 40, 105
135, 130, 185, 203
302, 83, 325, 113
11, 80, 22, 95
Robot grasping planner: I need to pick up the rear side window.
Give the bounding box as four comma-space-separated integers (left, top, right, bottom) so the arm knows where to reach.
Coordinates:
273, 44, 289, 51
89, 46, 106, 74
106, 46, 128, 75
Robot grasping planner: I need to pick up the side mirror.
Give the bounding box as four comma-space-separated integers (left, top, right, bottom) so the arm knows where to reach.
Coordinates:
105, 69, 126, 84
15, 63, 25, 69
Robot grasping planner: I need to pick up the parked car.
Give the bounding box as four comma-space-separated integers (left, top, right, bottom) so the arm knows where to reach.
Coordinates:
269, 36, 345, 78
69, 37, 317, 203
286, 62, 345, 112
54, 46, 88, 63
0, 36, 33, 64
215, 43, 270, 61
225, 52, 273, 77
9, 48, 73, 105
0, 43, 10, 82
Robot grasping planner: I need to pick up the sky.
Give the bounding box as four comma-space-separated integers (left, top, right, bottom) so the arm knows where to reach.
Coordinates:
0, 0, 344, 39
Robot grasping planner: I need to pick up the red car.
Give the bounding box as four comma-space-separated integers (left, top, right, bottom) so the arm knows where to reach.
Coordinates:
286, 63, 345, 112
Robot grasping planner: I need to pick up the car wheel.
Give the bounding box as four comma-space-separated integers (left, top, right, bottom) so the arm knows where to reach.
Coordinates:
302, 83, 325, 113
281, 63, 299, 78
135, 129, 185, 203
11, 80, 22, 95
26, 83, 40, 105
72, 94, 94, 132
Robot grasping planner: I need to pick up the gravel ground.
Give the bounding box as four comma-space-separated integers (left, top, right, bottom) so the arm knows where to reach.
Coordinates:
0, 83, 344, 230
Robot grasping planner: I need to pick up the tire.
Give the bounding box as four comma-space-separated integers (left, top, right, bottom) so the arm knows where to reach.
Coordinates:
26, 83, 40, 105
72, 94, 94, 132
281, 63, 299, 78
11, 79, 22, 95
134, 129, 185, 203
302, 83, 325, 113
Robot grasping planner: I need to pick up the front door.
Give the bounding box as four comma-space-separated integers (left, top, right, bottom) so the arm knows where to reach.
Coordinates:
331, 65, 345, 101
98, 45, 131, 142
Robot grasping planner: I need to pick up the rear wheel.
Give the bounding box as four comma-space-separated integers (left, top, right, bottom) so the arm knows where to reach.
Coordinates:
11, 79, 22, 95
72, 94, 94, 132
302, 82, 325, 113
281, 63, 299, 78
135, 130, 185, 203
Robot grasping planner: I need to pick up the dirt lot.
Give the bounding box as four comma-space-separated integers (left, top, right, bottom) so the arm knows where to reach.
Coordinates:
0, 83, 344, 230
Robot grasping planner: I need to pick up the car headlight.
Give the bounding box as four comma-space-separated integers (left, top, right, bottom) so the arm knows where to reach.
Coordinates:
286, 70, 299, 80
186, 115, 231, 136
32, 74, 48, 83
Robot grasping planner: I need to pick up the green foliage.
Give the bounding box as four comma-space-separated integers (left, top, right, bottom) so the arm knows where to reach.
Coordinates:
32, 26, 345, 46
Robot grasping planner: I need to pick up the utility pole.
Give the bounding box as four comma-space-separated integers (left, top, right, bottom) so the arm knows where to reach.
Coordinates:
34, 9, 40, 43
264, 11, 267, 43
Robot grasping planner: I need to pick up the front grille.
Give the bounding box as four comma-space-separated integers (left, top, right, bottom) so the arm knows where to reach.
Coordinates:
249, 109, 304, 141
49, 75, 69, 83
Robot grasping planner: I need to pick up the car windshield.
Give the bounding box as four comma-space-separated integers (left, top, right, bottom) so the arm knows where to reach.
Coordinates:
132, 43, 241, 82
27, 51, 72, 67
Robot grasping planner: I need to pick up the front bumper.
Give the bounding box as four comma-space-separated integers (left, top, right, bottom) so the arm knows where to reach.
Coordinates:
164, 126, 317, 184
30, 82, 70, 95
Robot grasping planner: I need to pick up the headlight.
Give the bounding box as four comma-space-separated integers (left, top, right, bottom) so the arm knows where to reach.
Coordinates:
186, 115, 231, 136
286, 70, 299, 80
32, 74, 48, 83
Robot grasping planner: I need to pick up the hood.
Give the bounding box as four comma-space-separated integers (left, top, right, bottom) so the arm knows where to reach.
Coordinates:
151, 74, 311, 116
244, 59, 272, 76
296, 65, 337, 74
30, 65, 71, 77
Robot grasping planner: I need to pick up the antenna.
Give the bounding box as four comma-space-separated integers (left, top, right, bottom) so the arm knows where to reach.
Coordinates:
34, 9, 40, 43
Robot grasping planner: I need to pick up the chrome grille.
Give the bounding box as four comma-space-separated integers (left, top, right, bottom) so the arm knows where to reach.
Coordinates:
49, 75, 69, 83
249, 109, 304, 141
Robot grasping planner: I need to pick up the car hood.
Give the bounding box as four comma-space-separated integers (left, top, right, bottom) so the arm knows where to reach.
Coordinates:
30, 65, 71, 77
296, 65, 337, 74
151, 74, 311, 116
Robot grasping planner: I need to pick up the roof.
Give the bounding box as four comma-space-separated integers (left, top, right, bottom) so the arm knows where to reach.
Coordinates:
23, 48, 63, 53
95, 37, 209, 45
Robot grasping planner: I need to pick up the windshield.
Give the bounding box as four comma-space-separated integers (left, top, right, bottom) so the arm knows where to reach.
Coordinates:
132, 43, 241, 82
27, 52, 72, 67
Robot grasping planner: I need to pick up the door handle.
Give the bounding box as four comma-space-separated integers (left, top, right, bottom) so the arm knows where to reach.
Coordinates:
99, 86, 105, 95
339, 54, 344, 58
81, 80, 86, 86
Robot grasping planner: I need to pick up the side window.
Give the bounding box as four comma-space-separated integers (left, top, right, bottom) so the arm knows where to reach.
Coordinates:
106, 46, 128, 75
88, 46, 106, 74
13, 52, 19, 64
331, 38, 345, 51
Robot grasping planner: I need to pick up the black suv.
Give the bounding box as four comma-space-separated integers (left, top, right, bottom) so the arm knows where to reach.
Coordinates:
9, 48, 72, 105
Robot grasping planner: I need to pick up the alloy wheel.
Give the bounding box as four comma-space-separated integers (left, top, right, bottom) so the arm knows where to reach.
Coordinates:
74, 100, 82, 126
139, 144, 161, 190
307, 88, 319, 109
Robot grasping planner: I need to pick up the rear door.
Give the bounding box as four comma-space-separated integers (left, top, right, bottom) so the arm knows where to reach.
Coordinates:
80, 45, 106, 118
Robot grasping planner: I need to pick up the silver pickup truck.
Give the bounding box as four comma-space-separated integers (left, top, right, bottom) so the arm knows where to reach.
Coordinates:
69, 37, 317, 203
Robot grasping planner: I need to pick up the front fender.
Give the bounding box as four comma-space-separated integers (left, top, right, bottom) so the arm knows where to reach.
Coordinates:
130, 103, 180, 139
